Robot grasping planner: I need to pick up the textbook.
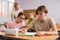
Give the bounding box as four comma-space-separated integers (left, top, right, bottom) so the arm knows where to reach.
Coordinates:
5, 29, 19, 36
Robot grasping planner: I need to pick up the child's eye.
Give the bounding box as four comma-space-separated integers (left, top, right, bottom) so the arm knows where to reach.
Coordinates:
20, 17, 25, 19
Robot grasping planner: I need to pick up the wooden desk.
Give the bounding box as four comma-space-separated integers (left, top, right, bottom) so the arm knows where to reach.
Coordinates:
0, 34, 59, 40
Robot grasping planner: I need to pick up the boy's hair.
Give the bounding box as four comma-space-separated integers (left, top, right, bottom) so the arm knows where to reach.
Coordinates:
17, 12, 24, 18
36, 5, 48, 15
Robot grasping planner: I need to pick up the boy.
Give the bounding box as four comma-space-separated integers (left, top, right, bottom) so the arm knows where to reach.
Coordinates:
24, 5, 57, 35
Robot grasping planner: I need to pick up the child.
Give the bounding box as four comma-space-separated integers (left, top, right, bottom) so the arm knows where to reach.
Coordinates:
0, 12, 25, 32
24, 5, 57, 35
25, 12, 34, 26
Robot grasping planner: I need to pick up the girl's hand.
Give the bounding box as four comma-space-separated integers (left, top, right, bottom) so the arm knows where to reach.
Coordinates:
19, 28, 27, 34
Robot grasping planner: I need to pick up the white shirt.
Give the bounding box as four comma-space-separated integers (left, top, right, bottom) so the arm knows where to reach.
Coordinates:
12, 8, 23, 21
14, 8, 23, 18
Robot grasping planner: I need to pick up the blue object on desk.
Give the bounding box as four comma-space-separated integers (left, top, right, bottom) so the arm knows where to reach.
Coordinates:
19, 32, 36, 36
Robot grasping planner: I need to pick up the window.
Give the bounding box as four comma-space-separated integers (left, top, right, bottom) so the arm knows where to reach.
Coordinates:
0, 0, 15, 24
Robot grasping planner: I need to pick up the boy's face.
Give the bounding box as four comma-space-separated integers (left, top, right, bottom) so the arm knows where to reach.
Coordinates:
37, 11, 46, 20
17, 15, 25, 23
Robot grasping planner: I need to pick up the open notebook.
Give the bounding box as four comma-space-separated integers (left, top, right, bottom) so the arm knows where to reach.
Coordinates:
19, 32, 36, 36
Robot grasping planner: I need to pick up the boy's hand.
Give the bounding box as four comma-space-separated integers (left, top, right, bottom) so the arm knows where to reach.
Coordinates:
36, 31, 46, 36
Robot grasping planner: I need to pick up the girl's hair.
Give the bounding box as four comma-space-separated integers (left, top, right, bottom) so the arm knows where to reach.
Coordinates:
17, 12, 23, 18
36, 5, 48, 15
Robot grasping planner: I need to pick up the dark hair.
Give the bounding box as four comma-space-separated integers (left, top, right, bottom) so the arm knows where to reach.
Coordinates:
17, 12, 24, 18
36, 5, 48, 15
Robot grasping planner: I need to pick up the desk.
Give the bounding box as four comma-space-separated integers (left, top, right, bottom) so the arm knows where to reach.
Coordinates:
0, 34, 59, 40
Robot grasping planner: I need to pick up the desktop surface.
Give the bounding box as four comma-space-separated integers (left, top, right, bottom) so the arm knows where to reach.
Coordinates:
0, 32, 59, 40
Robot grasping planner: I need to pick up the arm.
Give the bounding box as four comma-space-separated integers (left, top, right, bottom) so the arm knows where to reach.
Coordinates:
46, 18, 58, 34
0, 25, 6, 32
36, 18, 58, 35
21, 19, 35, 33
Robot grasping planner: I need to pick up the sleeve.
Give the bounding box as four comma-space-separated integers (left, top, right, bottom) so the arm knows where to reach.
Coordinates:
22, 20, 25, 26
25, 19, 31, 26
6, 23, 11, 29
50, 18, 56, 28
19, 8, 23, 12
29, 19, 35, 29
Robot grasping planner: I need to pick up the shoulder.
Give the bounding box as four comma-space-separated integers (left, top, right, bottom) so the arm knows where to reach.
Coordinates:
48, 17, 55, 22
47, 17, 56, 24
33, 16, 38, 22
30, 16, 38, 24
19, 8, 23, 12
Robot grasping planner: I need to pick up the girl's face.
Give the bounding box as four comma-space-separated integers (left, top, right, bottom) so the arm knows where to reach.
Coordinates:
28, 13, 34, 19
15, 5, 20, 10
17, 15, 25, 23
37, 11, 46, 20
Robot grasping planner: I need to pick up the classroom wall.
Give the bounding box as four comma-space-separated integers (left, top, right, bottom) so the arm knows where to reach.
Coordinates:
16, 0, 60, 23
